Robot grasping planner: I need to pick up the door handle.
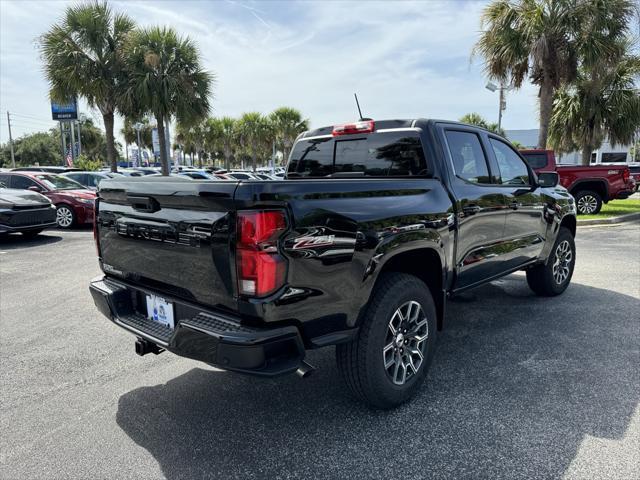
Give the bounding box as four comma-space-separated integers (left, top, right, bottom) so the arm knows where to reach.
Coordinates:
462, 204, 481, 216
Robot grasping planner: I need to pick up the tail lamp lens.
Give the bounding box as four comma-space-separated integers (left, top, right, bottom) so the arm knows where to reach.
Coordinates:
236, 210, 287, 296
623, 168, 630, 181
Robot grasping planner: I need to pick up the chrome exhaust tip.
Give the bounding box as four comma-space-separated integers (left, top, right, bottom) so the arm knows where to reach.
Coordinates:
296, 361, 316, 378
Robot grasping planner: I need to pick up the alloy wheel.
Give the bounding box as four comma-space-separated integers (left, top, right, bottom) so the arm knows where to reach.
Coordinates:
382, 300, 429, 385
552, 240, 573, 285
577, 195, 598, 214
56, 207, 73, 228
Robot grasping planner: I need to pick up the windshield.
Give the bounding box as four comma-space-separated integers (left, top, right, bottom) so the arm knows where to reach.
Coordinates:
35, 174, 84, 191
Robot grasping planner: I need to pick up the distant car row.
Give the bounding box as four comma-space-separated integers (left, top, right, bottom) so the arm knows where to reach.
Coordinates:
0, 171, 95, 233
0, 165, 288, 237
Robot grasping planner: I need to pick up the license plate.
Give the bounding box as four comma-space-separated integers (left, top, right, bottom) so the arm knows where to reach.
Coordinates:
145, 294, 175, 330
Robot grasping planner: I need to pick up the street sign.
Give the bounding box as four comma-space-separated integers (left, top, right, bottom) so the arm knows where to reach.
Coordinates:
51, 99, 78, 120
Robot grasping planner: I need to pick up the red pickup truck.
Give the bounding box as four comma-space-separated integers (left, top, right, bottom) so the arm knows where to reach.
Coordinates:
520, 150, 635, 214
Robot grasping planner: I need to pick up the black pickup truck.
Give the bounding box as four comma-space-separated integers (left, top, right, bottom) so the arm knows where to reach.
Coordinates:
90, 119, 577, 408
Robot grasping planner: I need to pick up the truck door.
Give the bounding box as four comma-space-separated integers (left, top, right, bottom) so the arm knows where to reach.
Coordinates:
440, 128, 508, 290
486, 136, 547, 269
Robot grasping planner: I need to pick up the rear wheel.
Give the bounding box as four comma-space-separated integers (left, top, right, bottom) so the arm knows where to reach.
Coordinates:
336, 273, 437, 409
526, 227, 576, 296
574, 190, 602, 215
55, 204, 75, 229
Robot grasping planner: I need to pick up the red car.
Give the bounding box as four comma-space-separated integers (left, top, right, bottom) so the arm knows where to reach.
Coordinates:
0, 172, 96, 228
520, 150, 635, 214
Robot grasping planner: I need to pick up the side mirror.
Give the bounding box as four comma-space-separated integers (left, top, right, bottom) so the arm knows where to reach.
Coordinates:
537, 172, 559, 188
28, 186, 43, 192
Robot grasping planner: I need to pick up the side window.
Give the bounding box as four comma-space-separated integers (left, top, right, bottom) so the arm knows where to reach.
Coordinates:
67, 173, 84, 184
87, 174, 100, 187
490, 138, 530, 185
0, 174, 10, 186
521, 153, 548, 170
444, 130, 491, 184
11, 175, 38, 190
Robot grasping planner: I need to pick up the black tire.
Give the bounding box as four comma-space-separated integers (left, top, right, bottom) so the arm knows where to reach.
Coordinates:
21, 229, 43, 238
336, 273, 437, 409
526, 227, 576, 296
574, 190, 602, 215
55, 204, 76, 229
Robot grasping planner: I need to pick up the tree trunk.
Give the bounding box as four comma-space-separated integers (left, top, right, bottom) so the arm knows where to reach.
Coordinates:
156, 113, 169, 176
224, 144, 231, 170
103, 112, 117, 173
251, 144, 257, 172
537, 80, 554, 149
581, 134, 594, 166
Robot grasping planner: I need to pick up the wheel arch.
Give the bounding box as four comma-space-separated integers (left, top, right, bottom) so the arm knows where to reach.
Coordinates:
365, 247, 446, 331
570, 179, 609, 202
560, 215, 577, 237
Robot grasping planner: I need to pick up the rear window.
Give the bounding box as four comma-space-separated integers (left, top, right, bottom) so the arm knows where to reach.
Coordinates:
287, 131, 427, 178
601, 152, 628, 163
521, 153, 548, 169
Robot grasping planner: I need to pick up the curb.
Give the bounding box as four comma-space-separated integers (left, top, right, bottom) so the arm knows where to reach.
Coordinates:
577, 211, 640, 226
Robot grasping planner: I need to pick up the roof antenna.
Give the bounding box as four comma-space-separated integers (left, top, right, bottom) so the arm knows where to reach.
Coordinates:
354, 93, 372, 121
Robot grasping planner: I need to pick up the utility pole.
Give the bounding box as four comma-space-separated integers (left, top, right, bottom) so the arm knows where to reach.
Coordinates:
497, 87, 505, 131
6, 111, 16, 168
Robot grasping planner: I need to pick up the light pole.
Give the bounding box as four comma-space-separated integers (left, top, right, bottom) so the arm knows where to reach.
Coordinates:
485, 82, 511, 131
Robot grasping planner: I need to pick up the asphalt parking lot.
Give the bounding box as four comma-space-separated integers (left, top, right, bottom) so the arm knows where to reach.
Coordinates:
1, 223, 638, 479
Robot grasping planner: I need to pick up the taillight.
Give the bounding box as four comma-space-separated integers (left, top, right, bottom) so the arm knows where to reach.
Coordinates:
236, 210, 287, 297
332, 120, 375, 136
623, 168, 630, 181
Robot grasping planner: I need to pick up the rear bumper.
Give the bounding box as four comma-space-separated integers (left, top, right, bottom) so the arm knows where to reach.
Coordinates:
89, 276, 305, 376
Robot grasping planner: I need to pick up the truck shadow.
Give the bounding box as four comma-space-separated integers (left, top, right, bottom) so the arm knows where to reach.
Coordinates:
116, 277, 639, 479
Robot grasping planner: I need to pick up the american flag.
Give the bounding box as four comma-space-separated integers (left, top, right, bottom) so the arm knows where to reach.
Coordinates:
65, 146, 74, 167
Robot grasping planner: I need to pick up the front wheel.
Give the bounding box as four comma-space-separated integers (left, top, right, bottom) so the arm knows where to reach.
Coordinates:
574, 190, 602, 215
526, 226, 576, 296
336, 273, 437, 409
55, 204, 75, 229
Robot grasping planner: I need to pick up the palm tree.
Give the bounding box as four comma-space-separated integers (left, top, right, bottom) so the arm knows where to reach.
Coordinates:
459, 113, 489, 129
207, 117, 237, 170
40, 1, 135, 172
269, 107, 309, 166
121, 117, 152, 149
459, 113, 505, 136
549, 55, 640, 165
123, 26, 213, 175
237, 112, 272, 171
475, 0, 637, 149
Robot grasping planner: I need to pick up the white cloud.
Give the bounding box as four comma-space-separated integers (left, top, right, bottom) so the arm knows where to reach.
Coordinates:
0, 0, 541, 147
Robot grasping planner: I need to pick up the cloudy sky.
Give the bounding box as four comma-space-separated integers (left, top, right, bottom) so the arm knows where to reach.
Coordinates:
0, 0, 541, 146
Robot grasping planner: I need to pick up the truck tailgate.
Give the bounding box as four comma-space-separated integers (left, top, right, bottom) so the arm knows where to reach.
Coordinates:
96, 177, 239, 310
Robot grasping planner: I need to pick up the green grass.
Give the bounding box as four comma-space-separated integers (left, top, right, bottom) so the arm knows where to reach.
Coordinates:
579, 198, 640, 220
